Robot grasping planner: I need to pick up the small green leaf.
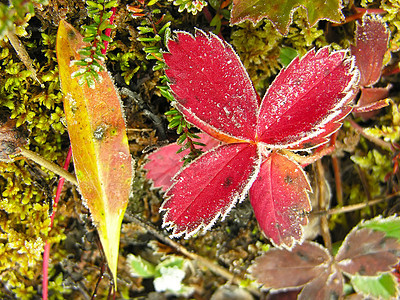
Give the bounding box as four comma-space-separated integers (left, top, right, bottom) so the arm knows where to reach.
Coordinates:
279, 47, 298, 67
360, 215, 400, 241
351, 273, 399, 300
126, 254, 156, 278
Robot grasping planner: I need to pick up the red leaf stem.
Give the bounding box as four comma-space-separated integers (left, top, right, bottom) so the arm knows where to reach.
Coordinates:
102, 6, 117, 55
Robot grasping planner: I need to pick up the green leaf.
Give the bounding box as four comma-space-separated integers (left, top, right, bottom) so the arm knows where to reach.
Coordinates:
351, 273, 399, 300
230, 0, 344, 35
126, 254, 156, 278
360, 215, 400, 241
279, 47, 298, 67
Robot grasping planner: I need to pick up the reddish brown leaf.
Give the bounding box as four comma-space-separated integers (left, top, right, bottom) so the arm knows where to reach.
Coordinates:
256, 47, 359, 150
251, 241, 331, 289
161, 143, 260, 238
353, 86, 391, 120
336, 228, 400, 276
249, 152, 311, 248
350, 14, 389, 87
164, 30, 259, 143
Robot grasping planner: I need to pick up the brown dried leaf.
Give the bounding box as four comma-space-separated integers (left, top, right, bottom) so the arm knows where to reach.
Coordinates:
336, 228, 400, 276
0, 108, 29, 161
251, 241, 331, 289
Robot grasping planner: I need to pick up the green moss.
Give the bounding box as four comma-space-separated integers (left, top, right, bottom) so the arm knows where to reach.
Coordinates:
230, 20, 283, 91
0, 16, 69, 297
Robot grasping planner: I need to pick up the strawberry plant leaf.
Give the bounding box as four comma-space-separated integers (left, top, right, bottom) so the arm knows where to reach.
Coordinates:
144, 143, 186, 191
350, 273, 399, 300
164, 30, 259, 143
256, 47, 359, 150
230, 0, 344, 35
161, 30, 357, 246
350, 14, 389, 87
249, 152, 311, 248
144, 133, 219, 191
336, 227, 400, 276
251, 241, 331, 289
57, 20, 133, 288
161, 143, 260, 238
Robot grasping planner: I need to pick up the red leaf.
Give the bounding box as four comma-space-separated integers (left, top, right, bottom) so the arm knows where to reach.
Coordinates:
256, 47, 359, 150
143, 133, 220, 191
251, 241, 331, 289
249, 152, 311, 248
160, 31, 357, 245
161, 143, 260, 238
350, 14, 389, 87
335, 227, 400, 276
164, 30, 259, 143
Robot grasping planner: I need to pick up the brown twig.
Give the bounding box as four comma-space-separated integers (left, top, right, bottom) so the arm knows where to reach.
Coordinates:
348, 119, 392, 151
19, 148, 77, 185
331, 156, 343, 207
312, 190, 400, 216
315, 160, 332, 251
7, 29, 43, 87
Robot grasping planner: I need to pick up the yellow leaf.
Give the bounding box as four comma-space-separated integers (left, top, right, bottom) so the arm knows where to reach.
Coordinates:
56, 20, 133, 289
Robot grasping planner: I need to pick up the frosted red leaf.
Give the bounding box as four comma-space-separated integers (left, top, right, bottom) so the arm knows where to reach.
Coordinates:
161, 143, 260, 238
350, 14, 389, 87
143, 133, 219, 191
158, 30, 358, 246
249, 152, 311, 248
256, 47, 358, 150
164, 30, 259, 143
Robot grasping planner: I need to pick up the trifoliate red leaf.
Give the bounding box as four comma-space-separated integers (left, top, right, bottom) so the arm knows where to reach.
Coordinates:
159, 30, 359, 248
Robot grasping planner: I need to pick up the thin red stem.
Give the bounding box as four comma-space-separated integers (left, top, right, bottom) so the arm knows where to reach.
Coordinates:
42, 147, 73, 300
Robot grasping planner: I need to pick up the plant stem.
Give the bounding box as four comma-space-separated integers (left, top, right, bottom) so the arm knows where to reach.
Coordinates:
42, 147, 73, 300
19, 148, 77, 185
348, 119, 392, 151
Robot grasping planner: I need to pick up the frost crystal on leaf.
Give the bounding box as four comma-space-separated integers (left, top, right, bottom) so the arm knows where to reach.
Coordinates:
151, 30, 359, 248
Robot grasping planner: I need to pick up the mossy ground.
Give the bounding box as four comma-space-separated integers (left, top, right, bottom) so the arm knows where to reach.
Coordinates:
0, 0, 399, 299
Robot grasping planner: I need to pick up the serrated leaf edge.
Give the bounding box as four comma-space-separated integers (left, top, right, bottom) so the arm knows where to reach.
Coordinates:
160, 144, 262, 239
258, 46, 360, 150
164, 29, 259, 144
